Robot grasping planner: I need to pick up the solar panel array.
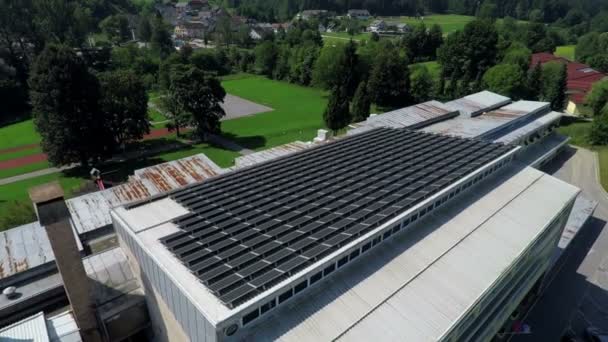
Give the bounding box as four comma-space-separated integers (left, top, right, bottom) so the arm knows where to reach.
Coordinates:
160, 128, 514, 308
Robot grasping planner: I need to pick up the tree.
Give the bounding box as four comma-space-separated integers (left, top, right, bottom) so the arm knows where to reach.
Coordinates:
29, 44, 111, 166
98, 70, 150, 148
586, 80, 608, 116
527, 62, 543, 101
540, 61, 567, 111
254, 41, 278, 77
437, 19, 497, 84
351, 80, 371, 122
151, 16, 174, 59
410, 65, 434, 103
590, 112, 608, 145
367, 44, 411, 108
138, 16, 152, 42
576, 33, 608, 64
161, 94, 189, 138
588, 55, 608, 73
482, 63, 526, 99
323, 86, 351, 132
502, 45, 532, 73
100, 14, 130, 45
168, 65, 226, 140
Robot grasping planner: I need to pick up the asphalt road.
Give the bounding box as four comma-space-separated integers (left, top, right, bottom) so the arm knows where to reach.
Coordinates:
511, 146, 608, 341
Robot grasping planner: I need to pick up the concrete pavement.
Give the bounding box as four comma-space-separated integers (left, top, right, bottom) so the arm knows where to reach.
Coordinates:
511, 146, 608, 341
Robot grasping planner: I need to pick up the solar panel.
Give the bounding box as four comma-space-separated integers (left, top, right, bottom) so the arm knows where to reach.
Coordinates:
159, 127, 515, 308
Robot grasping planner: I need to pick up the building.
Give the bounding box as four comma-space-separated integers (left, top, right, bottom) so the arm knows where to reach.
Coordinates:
297, 10, 328, 20
397, 23, 411, 33
0, 91, 598, 341
368, 19, 386, 32
531, 52, 608, 114
347, 9, 371, 20
111, 104, 585, 342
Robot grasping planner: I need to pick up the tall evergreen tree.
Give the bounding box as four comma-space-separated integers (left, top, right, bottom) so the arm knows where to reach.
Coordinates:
351, 80, 371, 122
541, 61, 567, 110
151, 16, 174, 59
367, 44, 410, 108
527, 62, 543, 100
323, 86, 351, 132
29, 44, 112, 167
138, 16, 152, 42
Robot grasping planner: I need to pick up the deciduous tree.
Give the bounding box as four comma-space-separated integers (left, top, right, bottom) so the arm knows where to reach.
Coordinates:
586, 80, 608, 117
98, 70, 150, 148
482, 63, 526, 99
168, 65, 226, 140
367, 44, 410, 108
540, 61, 567, 111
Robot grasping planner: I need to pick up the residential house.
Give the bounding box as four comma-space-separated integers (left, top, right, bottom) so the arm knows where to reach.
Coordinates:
188, 0, 209, 11
250, 23, 273, 40
531, 52, 608, 114
297, 9, 328, 20
368, 19, 386, 32
397, 23, 411, 33
347, 9, 371, 20
272, 22, 292, 33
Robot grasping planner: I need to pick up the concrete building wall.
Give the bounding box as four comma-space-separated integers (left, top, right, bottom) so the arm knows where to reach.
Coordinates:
113, 217, 218, 342
444, 197, 575, 341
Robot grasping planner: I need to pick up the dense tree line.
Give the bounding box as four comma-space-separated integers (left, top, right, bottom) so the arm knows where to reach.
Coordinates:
225, 0, 602, 23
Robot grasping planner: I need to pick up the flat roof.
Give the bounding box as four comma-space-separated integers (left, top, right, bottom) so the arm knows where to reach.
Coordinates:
443, 90, 511, 117
159, 128, 512, 308
234, 141, 311, 168
347, 101, 458, 135
0, 311, 49, 341
244, 163, 579, 341
0, 221, 83, 284
493, 111, 562, 145
66, 153, 222, 235
422, 101, 550, 139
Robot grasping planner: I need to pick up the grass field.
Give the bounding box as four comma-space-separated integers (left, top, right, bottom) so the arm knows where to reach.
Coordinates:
377, 14, 474, 34
555, 45, 576, 61
557, 118, 608, 190
0, 119, 40, 150
221, 74, 328, 149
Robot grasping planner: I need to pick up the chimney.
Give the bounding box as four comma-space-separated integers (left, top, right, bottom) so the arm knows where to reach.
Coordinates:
29, 182, 103, 342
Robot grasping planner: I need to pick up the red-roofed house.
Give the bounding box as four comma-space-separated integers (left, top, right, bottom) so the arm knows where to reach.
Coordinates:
531, 52, 607, 114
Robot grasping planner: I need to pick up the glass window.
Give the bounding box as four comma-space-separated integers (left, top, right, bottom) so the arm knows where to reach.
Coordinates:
294, 280, 307, 294
260, 298, 276, 314
278, 289, 293, 303
323, 263, 335, 276
310, 271, 322, 284
242, 308, 260, 325
338, 256, 348, 268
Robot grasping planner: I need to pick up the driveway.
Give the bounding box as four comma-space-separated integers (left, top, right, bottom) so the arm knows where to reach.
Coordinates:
511, 146, 608, 341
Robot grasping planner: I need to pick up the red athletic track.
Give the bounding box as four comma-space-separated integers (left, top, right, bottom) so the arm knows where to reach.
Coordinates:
0, 128, 184, 170
0, 143, 40, 156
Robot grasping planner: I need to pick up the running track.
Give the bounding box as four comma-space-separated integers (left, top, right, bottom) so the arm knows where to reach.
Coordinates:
0, 128, 183, 170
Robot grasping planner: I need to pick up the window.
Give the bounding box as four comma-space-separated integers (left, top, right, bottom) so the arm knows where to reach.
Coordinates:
323, 263, 335, 276
310, 271, 322, 284
373, 236, 381, 245
362, 241, 372, 252
383, 230, 391, 240
403, 217, 410, 226
338, 256, 348, 268
350, 249, 360, 260
260, 298, 276, 314
392, 225, 400, 234
242, 308, 259, 325
278, 289, 293, 303
294, 280, 307, 294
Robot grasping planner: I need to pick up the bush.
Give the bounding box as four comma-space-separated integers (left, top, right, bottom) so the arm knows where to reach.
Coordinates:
589, 113, 608, 145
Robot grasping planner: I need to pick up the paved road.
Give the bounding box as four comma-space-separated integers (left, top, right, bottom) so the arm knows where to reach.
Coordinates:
511, 146, 608, 341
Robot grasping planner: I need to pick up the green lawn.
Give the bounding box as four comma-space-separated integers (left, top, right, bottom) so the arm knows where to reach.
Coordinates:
148, 107, 167, 122
0, 161, 50, 180
555, 45, 576, 61
0, 119, 40, 150
221, 74, 328, 150
322, 31, 371, 43
378, 14, 474, 34
557, 118, 608, 191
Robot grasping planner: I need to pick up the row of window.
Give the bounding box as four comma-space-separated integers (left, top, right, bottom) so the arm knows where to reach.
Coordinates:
239, 155, 514, 329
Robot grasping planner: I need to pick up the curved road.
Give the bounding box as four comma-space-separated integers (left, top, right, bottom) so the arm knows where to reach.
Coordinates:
512, 146, 608, 341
